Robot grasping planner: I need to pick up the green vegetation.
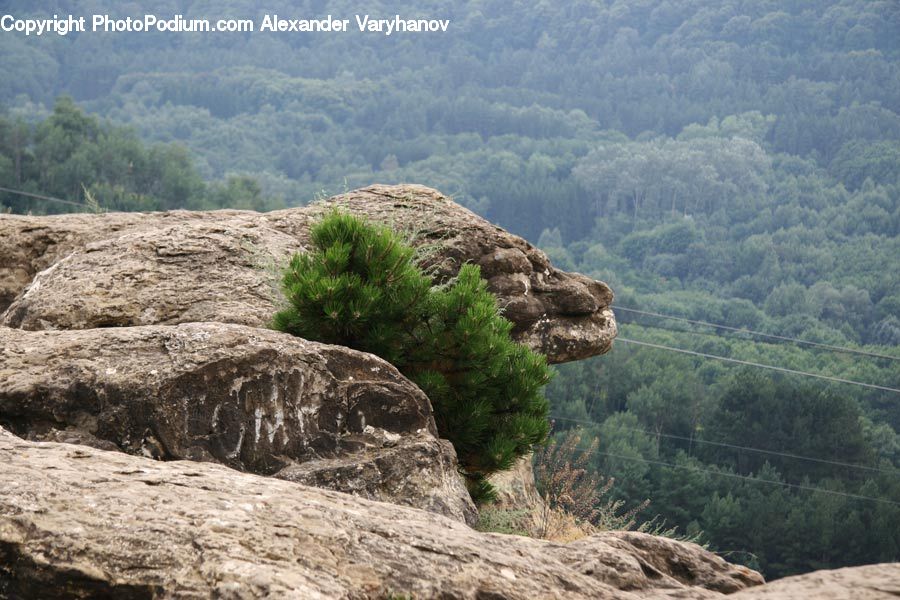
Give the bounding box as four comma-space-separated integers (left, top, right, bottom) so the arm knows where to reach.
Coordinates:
272, 211, 432, 367
548, 348, 899, 577
0, 97, 284, 213
2, 0, 898, 579
273, 211, 551, 500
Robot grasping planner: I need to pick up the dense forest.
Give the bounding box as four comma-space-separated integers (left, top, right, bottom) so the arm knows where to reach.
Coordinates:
2, 0, 899, 579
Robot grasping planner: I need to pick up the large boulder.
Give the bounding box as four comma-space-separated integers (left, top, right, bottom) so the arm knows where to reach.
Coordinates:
0, 184, 616, 363
0, 322, 475, 524
2, 217, 298, 330
0, 210, 235, 311
0, 428, 764, 599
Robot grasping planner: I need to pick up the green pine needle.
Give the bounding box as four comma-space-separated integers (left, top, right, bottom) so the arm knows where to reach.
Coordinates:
271, 210, 551, 497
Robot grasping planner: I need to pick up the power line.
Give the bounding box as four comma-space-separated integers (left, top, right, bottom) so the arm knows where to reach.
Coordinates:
616, 316, 808, 355
617, 314, 739, 341
615, 337, 900, 394
614, 305, 899, 362
0, 185, 88, 209
568, 445, 900, 508
593, 449, 900, 507
550, 415, 900, 477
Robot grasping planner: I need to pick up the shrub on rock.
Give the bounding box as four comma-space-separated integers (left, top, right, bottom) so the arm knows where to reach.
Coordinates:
273, 211, 551, 500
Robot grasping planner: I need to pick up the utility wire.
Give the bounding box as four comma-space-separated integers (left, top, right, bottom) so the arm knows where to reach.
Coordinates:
551, 433, 900, 507
616, 316, 815, 354
614, 305, 900, 362
615, 337, 900, 394
0, 185, 88, 209
616, 314, 738, 342
582, 447, 900, 507
550, 415, 900, 477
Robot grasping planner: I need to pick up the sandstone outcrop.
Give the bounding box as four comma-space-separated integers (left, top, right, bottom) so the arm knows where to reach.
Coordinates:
731, 563, 900, 599
0, 183, 616, 528
0, 184, 616, 363
0, 428, 764, 599
0, 322, 475, 524
2, 217, 298, 330
488, 454, 545, 514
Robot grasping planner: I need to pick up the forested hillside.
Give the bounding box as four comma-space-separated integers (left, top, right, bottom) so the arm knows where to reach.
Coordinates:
2, 0, 898, 579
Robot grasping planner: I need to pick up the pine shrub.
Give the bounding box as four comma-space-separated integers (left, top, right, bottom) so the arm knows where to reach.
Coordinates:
273, 210, 551, 501
272, 211, 432, 367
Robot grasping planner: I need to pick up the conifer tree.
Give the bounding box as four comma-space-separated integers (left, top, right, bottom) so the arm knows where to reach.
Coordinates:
273, 210, 551, 500
272, 211, 432, 367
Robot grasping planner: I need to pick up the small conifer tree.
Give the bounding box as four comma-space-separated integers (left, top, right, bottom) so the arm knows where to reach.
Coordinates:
273, 210, 551, 501
272, 211, 432, 367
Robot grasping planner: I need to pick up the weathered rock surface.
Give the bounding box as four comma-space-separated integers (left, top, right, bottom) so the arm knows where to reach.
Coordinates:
0, 428, 764, 599
488, 454, 545, 514
274, 436, 469, 521
2, 217, 298, 330
0, 322, 475, 524
309, 185, 617, 362
0, 210, 237, 312
730, 563, 900, 599
0, 184, 616, 363
0, 184, 615, 530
